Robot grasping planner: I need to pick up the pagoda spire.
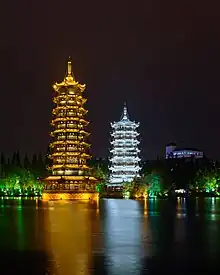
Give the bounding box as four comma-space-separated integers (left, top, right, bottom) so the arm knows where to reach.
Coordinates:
66, 56, 75, 80
121, 102, 129, 120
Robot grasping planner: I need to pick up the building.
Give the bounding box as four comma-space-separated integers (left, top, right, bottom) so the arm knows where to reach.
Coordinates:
108, 103, 141, 187
166, 143, 204, 159
42, 58, 98, 200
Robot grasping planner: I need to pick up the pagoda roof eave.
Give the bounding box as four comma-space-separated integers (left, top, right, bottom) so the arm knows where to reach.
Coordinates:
111, 121, 139, 127
53, 80, 86, 91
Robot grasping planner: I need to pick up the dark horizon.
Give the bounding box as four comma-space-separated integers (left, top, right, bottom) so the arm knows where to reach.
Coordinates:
0, 0, 220, 160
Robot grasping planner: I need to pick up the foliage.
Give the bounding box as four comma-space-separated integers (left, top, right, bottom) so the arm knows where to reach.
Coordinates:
93, 165, 107, 194
0, 168, 44, 196
194, 168, 220, 193
96, 182, 105, 194
122, 182, 135, 198
143, 171, 164, 197
133, 182, 148, 198
93, 165, 107, 182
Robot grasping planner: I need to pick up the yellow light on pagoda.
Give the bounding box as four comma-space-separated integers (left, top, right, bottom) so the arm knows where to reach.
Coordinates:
43, 57, 98, 201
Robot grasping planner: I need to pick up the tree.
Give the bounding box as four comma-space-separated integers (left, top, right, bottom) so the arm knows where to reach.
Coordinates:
93, 165, 107, 195
45, 145, 53, 173
144, 171, 164, 197
1, 169, 44, 196
93, 165, 107, 181
11, 151, 17, 166
9, 151, 22, 175
194, 168, 220, 194
133, 181, 148, 198
32, 154, 37, 168
0, 152, 5, 177
16, 151, 21, 167
122, 182, 135, 198
24, 153, 30, 169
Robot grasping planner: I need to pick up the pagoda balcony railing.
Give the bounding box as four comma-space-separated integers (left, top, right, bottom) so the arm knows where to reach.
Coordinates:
56, 113, 84, 118
58, 100, 82, 104
110, 153, 139, 156
57, 136, 84, 140
109, 145, 139, 148
111, 132, 139, 136
111, 140, 139, 143
55, 124, 85, 129
53, 160, 87, 164
110, 167, 141, 171
43, 189, 97, 193
110, 144, 140, 147
44, 181, 97, 191
44, 186, 97, 192
56, 148, 86, 152
111, 126, 138, 130
110, 152, 140, 155
56, 124, 84, 129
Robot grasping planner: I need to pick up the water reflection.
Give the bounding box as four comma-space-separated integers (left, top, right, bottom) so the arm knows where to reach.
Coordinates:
0, 198, 54, 274
176, 197, 187, 218
104, 199, 142, 274
1, 198, 220, 274
46, 200, 95, 274
16, 199, 25, 249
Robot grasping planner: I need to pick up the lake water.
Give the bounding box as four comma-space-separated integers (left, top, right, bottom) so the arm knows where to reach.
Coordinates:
0, 197, 220, 274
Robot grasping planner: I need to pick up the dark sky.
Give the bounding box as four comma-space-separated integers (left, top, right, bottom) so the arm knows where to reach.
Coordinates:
0, 0, 220, 160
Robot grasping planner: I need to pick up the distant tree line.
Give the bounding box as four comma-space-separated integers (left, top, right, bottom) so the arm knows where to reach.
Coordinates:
141, 157, 218, 190
0, 151, 219, 197
0, 148, 52, 179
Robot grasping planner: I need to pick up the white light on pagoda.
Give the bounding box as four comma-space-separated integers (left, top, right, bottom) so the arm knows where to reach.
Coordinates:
108, 103, 141, 186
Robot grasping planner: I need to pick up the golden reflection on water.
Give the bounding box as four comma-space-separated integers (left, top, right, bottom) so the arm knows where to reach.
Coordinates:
142, 199, 153, 258
144, 198, 148, 216
176, 197, 186, 219
43, 200, 98, 275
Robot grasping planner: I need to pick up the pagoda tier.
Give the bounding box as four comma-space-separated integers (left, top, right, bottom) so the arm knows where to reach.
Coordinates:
108, 103, 141, 186
43, 58, 98, 200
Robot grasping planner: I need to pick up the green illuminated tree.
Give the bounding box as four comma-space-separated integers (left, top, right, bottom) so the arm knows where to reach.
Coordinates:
195, 168, 220, 194
0, 169, 44, 196
93, 165, 107, 181
94, 165, 107, 194
134, 182, 148, 198
122, 182, 135, 198
144, 171, 164, 197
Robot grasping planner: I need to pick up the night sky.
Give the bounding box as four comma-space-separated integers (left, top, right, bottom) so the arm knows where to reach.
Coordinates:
0, 0, 220, 160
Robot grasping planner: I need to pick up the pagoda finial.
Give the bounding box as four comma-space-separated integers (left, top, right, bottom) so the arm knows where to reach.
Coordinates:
121, 102, 129, 120
65, 56, 75, 82
67, 56, 72, 76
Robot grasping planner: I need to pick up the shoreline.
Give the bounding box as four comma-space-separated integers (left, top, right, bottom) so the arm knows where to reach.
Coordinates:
1, 194, 220, 199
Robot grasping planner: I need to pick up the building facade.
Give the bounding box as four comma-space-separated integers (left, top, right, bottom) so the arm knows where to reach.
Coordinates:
166, 143, 204, 159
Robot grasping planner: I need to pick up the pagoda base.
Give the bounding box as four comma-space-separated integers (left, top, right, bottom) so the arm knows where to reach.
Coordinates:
42, 191, 99, 201
42, 175, 99, 201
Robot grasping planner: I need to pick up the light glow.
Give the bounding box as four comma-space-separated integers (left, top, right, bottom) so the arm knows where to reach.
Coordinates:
108, 104, 141, 185
43, 58, 98, 199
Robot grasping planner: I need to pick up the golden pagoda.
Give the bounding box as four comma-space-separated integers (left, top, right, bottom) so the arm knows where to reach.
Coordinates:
42, 57, 99, 200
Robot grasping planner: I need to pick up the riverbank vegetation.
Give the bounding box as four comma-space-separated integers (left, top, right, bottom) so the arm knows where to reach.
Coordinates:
0, 152, 220, 198
93, 157, 220, 199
